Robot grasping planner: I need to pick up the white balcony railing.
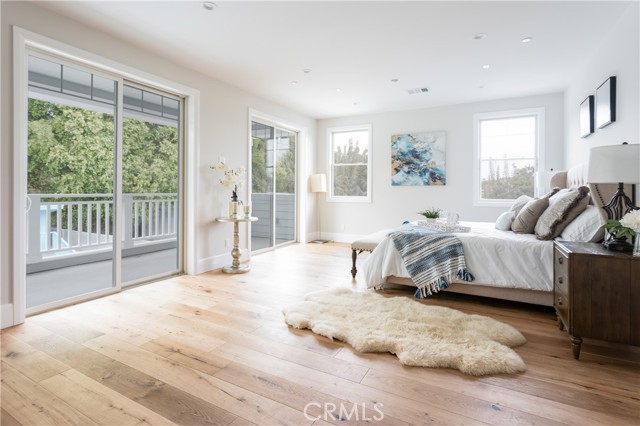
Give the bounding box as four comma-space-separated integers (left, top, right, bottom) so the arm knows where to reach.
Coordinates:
27, 193, 178, 262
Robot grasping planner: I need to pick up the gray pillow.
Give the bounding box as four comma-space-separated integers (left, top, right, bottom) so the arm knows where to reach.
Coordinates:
535, 186, 590, 240
511, 197, 549, 234
509, 195, 534, 216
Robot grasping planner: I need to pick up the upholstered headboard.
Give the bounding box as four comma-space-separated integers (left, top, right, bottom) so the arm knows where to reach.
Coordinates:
550, 163, 616, 221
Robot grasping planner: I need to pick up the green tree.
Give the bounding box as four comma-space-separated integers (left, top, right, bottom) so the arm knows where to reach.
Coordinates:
333, 139, 368, 196
251, 137, 271, 194
27, 98, 178, 196
481, 162, 534, 199
275, 144, 295, 193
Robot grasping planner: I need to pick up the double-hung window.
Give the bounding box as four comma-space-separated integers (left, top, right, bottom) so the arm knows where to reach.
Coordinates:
473, 108, 544, 206
327, 124, 372, 202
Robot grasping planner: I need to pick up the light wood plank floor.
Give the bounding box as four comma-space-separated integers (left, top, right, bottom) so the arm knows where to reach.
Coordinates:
2, 242, 639, 425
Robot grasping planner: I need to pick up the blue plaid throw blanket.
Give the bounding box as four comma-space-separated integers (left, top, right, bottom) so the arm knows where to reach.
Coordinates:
389, 224, 474, 298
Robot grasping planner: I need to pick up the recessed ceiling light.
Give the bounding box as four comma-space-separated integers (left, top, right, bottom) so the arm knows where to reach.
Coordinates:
479, 85, 485, 89
474, 33, 488, 40
335, 88, 342, 92
303, 69, 312, 74
203, 2, 216, 11
521, 37, 533, 43
353, 102, 360, 106
482, 64, 490, 69
290, 81, 298, 85
390, 78, 399, 83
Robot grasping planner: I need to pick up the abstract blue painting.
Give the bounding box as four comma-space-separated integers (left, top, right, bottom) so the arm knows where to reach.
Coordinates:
391, 131, 446, 186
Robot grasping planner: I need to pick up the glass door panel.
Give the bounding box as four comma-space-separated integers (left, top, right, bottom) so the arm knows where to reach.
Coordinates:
274, 128, 296, 245
121, 84, 181, 284
251, 122, 274, 251
26, 55, 116, 310
251, 121, 297, 251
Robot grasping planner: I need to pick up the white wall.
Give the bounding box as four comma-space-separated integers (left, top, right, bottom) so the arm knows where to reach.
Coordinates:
0, 1, 316, 321
317, 92, 565, 241
564, 2, 639, 166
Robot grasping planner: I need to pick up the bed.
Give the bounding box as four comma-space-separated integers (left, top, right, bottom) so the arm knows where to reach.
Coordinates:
359, 165, 615, 307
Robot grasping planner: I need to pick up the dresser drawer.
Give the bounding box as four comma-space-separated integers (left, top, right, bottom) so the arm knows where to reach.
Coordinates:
554, 249, 569, 295
554, 290, 569, 326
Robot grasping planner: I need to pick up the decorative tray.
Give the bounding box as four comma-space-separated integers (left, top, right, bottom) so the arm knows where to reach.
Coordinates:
416, 220, 471, 233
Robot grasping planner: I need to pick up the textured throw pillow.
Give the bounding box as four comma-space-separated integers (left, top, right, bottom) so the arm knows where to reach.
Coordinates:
535, 186, 590, 240
509, 195, 534, 216
558, 205, 605, 243
511, 197, 549, 233
542, 187, 561, 199
495, 211, 516, 231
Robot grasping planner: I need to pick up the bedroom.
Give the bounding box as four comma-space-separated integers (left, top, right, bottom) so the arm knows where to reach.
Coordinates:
1, 1, 639, 425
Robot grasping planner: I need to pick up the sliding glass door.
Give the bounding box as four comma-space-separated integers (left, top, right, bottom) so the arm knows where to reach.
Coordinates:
25, 52, 182, 312
251, 120, 297, 251
121, 84, 181, 285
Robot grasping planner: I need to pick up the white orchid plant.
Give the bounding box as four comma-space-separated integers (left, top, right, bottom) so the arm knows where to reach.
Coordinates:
210, 162, 246, 202
603, 209, 640, 239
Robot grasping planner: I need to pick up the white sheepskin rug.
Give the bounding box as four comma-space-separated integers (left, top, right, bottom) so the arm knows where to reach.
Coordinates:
283, 287, 527, 376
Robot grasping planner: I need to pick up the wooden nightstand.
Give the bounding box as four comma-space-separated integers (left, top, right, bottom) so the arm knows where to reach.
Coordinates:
553, 241, 640, 359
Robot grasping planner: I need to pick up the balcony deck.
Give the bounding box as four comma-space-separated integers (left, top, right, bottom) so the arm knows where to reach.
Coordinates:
27, 248, 177, 309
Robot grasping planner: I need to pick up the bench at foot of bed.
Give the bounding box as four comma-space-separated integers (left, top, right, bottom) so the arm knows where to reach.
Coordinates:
350, 229, 392, 278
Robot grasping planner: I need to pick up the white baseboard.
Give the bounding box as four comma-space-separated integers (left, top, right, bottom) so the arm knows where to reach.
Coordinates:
1, 304, 15, 329
196, 249, 249, 275
320, 232, 365, 244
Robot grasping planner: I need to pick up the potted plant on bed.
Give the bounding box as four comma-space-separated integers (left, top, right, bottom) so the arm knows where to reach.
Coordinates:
418, 207, 441, 223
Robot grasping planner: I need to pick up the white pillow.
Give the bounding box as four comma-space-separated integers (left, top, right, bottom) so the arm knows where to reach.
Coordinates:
558, 205, 605, 243
495, 211, 516, 231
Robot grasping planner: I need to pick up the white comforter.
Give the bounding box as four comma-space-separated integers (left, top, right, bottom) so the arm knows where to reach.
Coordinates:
362, 222, 553, 292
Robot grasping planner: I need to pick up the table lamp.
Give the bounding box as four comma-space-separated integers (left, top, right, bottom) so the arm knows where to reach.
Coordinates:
310, 174, 329, 244
587, 143, 640, 250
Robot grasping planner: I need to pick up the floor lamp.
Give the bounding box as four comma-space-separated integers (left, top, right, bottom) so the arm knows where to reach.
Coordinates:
310, 174, 329, 244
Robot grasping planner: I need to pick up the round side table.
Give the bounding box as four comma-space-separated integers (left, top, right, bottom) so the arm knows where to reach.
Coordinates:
216, 216, 258, 273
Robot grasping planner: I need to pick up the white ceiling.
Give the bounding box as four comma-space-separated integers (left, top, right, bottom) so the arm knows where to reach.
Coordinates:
37, 1, 633, 119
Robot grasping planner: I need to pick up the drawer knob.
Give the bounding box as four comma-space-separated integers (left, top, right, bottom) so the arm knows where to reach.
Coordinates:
558, 257, 564, 265
558, 277, 563, 284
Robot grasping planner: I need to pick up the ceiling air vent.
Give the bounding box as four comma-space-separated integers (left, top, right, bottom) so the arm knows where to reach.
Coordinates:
407, 87, 429, 95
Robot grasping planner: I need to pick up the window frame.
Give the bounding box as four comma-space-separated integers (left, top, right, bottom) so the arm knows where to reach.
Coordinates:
327, 124, 372, 203
472, 108, 545, 207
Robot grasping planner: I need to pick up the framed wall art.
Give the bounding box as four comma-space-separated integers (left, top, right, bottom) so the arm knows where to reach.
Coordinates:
579, 95, 594, 138
596, 76, 616, 129
391, 131, 446, 186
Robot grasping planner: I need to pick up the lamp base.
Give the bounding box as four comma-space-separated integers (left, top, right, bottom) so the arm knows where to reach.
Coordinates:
602, 237, 633, 252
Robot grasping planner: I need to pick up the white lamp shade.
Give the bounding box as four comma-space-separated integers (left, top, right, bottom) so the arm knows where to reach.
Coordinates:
588, 144, 640, 183
310, 174, 327, 193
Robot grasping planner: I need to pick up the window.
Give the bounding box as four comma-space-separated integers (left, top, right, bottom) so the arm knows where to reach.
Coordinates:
327, 124, 372, 202
473, 108, 544, 206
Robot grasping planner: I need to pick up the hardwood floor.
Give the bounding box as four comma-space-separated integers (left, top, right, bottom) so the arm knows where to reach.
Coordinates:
2, 242, 639, 425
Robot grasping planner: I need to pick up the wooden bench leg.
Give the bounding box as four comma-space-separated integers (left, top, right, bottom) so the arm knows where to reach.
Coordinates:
351, 249, 358, 278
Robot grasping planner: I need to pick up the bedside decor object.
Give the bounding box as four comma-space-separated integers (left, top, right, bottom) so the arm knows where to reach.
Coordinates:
309, 174, 328, 244
595, 76, 616, 129
211, 161, 246, 218
587, 143, 640, 250
391, 131, 446, 186
580, 95, 594, 138
619, 210, 640, 256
